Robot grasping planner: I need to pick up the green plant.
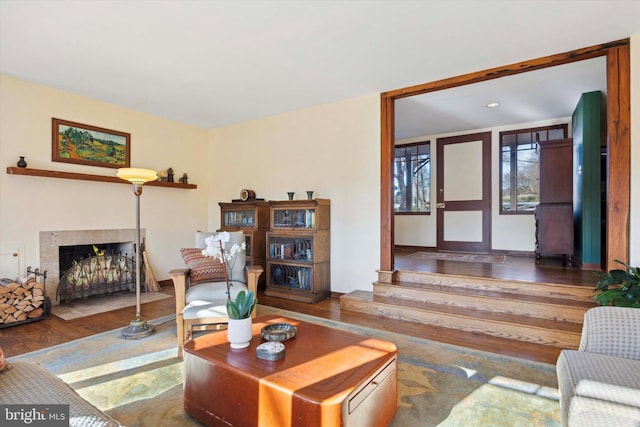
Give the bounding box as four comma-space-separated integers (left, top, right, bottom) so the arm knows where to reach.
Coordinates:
594, 260, 640, 308
226, 290, 257, 319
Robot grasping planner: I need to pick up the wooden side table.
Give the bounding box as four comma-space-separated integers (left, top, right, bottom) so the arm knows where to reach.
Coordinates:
183, 314, 398, 427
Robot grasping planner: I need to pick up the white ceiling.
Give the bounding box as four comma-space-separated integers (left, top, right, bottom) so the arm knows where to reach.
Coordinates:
1, 1, 639, 134
395, 57, 607, 138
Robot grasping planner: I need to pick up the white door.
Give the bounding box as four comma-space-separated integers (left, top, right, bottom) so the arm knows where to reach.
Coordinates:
0, 244, 23, 279
436, 132, 491, 252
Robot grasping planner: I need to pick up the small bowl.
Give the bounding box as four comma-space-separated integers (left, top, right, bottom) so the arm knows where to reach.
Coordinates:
261, 323, 297, 341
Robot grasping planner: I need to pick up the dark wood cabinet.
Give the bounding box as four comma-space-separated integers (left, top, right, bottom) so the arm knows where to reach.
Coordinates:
265, 199, 330, 303
218, 201, 270, 287
535, 139, 573, 264
535, 204, 573, 260
538, 140, 573, 203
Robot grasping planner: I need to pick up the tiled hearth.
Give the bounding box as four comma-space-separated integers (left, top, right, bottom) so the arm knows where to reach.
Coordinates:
39, 228, 145, 305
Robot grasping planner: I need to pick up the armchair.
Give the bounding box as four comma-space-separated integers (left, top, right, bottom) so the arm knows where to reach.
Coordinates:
169, 231, 263, 358
556, 306, 640, 426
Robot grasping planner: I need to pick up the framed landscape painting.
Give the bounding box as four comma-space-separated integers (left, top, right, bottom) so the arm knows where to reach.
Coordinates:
52, 118, 130, 168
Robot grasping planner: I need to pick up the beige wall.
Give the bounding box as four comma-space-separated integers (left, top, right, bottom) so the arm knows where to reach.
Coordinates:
0, 80, 380, 295
0, 75, 210, 292
208, 94, 381, 293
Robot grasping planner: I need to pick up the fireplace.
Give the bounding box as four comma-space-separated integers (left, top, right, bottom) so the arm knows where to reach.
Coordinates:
57, 242, 141, 303
40, 229, 145, 305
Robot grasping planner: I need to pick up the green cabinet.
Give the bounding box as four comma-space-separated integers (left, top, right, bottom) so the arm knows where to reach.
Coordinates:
572, 91, 605, 269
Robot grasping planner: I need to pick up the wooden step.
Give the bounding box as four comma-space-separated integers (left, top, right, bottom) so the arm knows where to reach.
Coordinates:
373, 282, 591, 324
341, 270, 597, 351
340, 290, 583, 349
379, 270, 596, 303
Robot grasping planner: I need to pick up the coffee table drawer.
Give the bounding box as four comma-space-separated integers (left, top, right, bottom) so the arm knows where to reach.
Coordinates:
345, 357, 397, 427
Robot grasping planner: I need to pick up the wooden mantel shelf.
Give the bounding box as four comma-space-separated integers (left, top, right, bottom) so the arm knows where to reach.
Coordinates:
6, 167, 197, 189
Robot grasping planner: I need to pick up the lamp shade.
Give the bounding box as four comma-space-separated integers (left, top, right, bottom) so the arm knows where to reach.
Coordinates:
117, 168, 158, 185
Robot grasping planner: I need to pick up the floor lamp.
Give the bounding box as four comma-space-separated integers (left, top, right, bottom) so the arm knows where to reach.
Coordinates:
117, 167, 158, 339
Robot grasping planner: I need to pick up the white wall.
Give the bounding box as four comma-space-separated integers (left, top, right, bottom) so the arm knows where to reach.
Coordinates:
0, 75, 210, 286
207, 94, 381, 294
395, 118, 570, 252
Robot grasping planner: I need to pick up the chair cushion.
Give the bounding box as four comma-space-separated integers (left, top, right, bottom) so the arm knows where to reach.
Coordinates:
0, 361, 122, 426
183, 282, 250, 321
180, 248, 226, 285
557, 349, 640, 426
182, 302, 228, 321
568, 395, 640, 427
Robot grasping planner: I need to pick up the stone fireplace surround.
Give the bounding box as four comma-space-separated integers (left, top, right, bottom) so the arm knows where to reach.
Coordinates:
40, 228, 145, 305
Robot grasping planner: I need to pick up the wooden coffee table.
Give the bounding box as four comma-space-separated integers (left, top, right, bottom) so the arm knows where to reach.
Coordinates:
183, 314, 398, 427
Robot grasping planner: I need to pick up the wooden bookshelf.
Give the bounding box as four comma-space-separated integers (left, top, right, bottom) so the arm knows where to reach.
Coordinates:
6, 167, 197, 189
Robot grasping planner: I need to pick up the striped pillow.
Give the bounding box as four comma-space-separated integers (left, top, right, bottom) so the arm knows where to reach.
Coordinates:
180, 248, 226, 285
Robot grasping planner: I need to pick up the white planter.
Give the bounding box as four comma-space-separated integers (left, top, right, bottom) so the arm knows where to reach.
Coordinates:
227, 317, 253, 349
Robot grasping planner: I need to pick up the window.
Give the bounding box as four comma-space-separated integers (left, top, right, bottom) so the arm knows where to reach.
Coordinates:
500, 124, 568, 213
394, 141, 431, 213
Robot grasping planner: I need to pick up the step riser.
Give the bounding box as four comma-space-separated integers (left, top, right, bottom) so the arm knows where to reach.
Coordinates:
374, 283, 587, 324
381, 270, 595, 303
340, 296, 581, 349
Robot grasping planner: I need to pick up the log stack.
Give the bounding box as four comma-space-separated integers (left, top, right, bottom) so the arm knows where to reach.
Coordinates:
0, 278, 46, 327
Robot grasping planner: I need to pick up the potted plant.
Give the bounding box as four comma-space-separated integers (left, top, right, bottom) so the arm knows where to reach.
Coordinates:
226, 290, 257, 349
594, 260, 640, 308
202, 231, 256, 348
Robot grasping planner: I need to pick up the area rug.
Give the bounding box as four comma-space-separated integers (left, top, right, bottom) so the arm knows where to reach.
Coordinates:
408, 251, 507, 264
53, 291, 172, 320
10, 306, 560, 426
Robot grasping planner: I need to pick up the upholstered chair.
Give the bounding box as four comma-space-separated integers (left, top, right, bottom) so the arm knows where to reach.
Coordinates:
556, 306, 640, 426
169, 231, 263, 358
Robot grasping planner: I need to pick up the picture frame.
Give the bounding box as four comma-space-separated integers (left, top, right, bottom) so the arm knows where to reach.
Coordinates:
52, 118, 130, 168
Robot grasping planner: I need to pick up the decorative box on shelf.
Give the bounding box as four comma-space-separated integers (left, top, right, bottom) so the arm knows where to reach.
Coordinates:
265, 199, 330, 303
218, 201, 270, 285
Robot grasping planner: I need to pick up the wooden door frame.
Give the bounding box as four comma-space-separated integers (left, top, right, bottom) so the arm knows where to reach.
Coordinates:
380, 39, 631, 271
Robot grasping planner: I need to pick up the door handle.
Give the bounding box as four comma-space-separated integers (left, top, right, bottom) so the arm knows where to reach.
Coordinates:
436, 203, 445, 209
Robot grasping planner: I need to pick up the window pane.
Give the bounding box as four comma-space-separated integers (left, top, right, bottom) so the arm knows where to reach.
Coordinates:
501, 146, 512, 211
515, 146, 539, 211
502, 134, 517, 145
517, 132, 532, 144
548, 128, 565, 140
394, 141, 430, 213
500, 123, 567, 214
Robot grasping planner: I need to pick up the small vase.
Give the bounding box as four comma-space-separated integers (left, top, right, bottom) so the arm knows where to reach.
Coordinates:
227, 317, 253, 349
17, 156, 27, 168
287, 192, 294, 200
306, 191, 314, 200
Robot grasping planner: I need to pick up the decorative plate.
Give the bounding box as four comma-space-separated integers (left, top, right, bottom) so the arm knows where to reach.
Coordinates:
261, 323, 297, 341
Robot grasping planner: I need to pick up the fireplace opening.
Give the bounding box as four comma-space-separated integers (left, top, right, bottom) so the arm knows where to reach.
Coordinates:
57, 242, 144, 303
59, 242, 133, 277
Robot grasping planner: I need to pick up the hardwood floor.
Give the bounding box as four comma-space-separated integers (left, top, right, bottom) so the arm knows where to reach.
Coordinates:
0, 286, 177, 356
1, 254, 598, 364
394, 247, 600, 286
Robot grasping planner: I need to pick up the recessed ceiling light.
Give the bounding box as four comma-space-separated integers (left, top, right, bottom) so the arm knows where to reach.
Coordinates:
486, 102, 500, 108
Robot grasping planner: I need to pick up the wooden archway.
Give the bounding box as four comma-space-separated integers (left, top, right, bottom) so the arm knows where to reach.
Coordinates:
380, 39, 631, 272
